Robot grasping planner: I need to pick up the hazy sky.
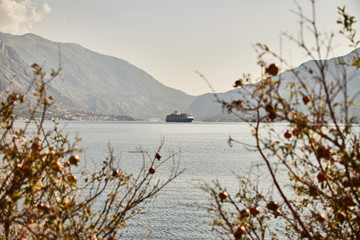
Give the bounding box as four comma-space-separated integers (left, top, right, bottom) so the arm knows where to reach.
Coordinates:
0, 0, 359, 95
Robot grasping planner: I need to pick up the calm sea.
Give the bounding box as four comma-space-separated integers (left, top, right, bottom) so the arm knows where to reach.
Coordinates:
18, 121, 283, 239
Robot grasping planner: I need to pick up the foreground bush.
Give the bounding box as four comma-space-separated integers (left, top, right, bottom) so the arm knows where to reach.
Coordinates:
202, 1, 360, 239
0, 64, 182, 239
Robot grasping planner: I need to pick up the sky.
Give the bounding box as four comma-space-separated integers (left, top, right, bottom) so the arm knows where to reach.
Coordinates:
0, 0, 359, 96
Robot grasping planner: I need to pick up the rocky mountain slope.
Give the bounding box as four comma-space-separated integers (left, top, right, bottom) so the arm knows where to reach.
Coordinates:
186, 47, 360, 121
0, 32, 195, 120
0, 40, 29, 93
0, 31, 359, 121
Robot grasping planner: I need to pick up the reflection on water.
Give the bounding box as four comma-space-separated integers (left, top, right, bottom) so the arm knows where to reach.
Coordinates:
13, 121, 273, 239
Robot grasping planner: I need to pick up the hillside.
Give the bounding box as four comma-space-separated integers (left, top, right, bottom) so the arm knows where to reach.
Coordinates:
0, 32, 195, 120
0, 31, 359, 121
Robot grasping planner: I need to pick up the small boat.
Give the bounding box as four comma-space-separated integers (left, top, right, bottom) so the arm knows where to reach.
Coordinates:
166, 111, 194, 122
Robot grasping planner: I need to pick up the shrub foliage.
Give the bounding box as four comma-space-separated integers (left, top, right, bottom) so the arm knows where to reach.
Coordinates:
0, 64, 183, 239
202, 1, 360, 239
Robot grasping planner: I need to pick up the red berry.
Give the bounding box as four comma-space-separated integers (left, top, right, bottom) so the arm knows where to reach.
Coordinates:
266, 201, 280, 211
234, 225, 246, 238
69, 154, 80, 166
149, 167, 156, 174
317, 145, 330, 159
250, 207, 260, 216
316, 213, 326, 223
240, 208, 250, 217
265, 103, 276, 113
64, 161, 71, 167
303, 95, 311, 104
309, 186, 319, 197
155, 153, 162, 160
266, 64, 279, 76
67, 174, 77, 183
317, 172, 326, 182
292, 128, 300, 136
337, 211, 347, 222
344, 196, 355, 207
284, 130, 292, 139
112, 169, 120, 177
218, 191, 228, 200
268, 111, 277, 120
274, 209, 282, 218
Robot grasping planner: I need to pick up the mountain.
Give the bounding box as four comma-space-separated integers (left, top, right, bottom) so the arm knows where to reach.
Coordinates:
0, 32, 196, 120
270, 48, 360, 118
0, 31, 359, 121
186, 90, 253, 121
186, 47, 360, 121
0, 40, 29, 93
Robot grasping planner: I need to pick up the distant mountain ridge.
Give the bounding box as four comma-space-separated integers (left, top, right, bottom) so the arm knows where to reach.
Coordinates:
0, 40, 29, 92
0, 32, 196, 120
0, 31, 359, 121
186, 47, 360, 121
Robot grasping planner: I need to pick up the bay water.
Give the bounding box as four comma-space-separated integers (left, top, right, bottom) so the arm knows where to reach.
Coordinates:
19, 121, 280, 239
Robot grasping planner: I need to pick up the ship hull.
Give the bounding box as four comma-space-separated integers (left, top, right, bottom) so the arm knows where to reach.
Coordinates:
165, 111, 194, 123
166, 118, 193, 123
